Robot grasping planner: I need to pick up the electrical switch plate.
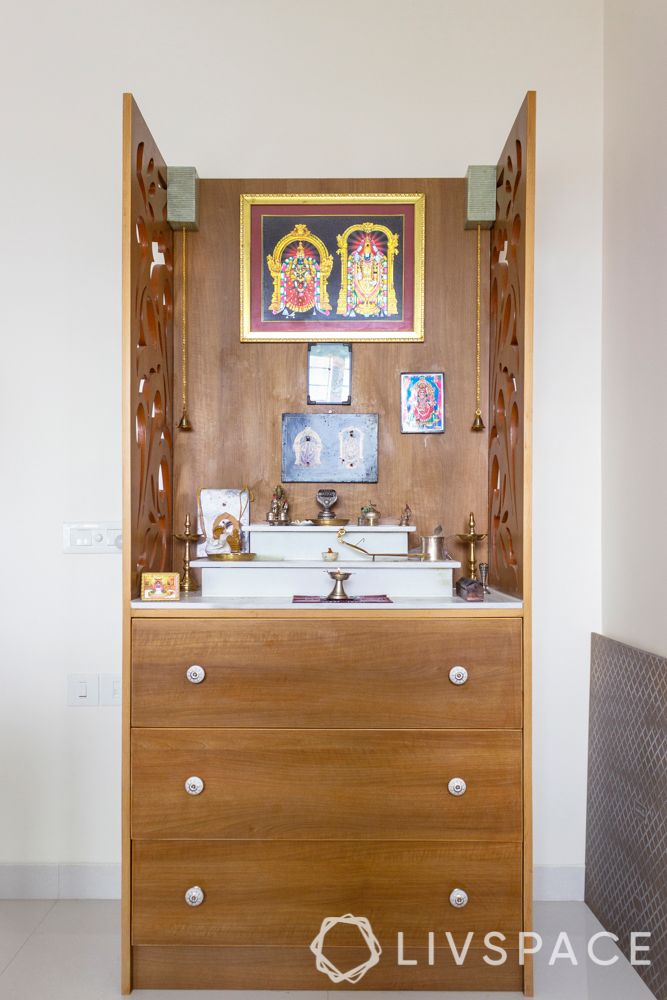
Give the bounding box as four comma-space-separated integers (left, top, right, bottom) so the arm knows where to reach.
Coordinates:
63, 522, 122, 554
67, 674, 99, 707
100, 673, 122, 707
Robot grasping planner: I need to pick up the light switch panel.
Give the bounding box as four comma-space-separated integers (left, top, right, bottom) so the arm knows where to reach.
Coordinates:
63, 523, 122, 554
67, 674, 99, 706
100, 673, 122, 707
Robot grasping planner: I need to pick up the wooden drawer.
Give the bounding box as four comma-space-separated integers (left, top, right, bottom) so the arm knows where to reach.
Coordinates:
132, 840, 522, 946
131, 618, 521, 728
131, 728, 522, 841
132, 944, 524, 990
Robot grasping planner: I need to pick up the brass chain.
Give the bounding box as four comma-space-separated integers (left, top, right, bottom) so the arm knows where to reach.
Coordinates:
181, 227, 187, 413
476, 223, 481, 415
470, 223, 485, 431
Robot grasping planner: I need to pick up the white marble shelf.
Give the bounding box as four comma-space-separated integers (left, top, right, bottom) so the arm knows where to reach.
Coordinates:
241, 522, 417, 562
248, 522, 417, 532
191, 557, 460, 598
190, 558, 459, 569
131, 590, 522, 611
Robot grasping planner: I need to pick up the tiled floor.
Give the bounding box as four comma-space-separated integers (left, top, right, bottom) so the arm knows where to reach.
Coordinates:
0, 901, 656, 1000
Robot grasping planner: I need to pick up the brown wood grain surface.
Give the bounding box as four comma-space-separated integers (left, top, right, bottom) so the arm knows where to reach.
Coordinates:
172, 178, 490, 572
132, 840, 522, 947
131, 728, 522, 841
132, 944, 523, 990
485, 89, 536, 997
122, 98, 174, 599
131, 617, 522, 729
488, 99, 535, 603
121, 91, 174, 995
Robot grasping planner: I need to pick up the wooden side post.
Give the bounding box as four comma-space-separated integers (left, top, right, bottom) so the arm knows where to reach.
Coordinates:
487, 90, 536, 995
121, 92, 174, 993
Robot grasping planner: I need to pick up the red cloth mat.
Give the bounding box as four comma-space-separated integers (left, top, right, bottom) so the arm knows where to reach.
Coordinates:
292, 595, 393, 604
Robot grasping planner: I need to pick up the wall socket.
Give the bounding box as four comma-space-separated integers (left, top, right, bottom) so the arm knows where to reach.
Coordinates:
63, 522, 122, 554
100, 673, 122, 707
67, 673, 121, 707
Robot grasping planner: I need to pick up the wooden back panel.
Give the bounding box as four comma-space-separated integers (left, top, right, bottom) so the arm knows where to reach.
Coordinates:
488, 93, 535, 598
122, 94, 174, 601
172, 179, 489, 561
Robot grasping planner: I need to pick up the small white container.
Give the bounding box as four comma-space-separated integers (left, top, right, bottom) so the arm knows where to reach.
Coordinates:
322, 550, 338, 561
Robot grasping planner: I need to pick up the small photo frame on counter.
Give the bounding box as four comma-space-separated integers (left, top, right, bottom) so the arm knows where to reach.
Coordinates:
140, 572, 180, 601
307, 343, 352, 405
400, 371, 445, 433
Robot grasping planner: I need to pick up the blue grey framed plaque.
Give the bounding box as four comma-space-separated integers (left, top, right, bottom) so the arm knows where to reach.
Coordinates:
281, 412, 378, 483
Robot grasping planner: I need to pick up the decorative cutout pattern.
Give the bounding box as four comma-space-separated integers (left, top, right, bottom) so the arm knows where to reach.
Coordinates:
127, 105, 174, 595
488, 109, 530, 596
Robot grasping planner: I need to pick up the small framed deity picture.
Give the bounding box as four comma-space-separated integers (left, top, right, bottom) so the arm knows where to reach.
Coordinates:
282, 412, 378, 483
307, 343, 352, 405
240, 193, 425, 342
400, 372, 445, 434
140, 572, 180, 601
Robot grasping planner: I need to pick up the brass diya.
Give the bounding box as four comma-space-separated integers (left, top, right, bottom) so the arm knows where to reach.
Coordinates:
456, 511, 487, 579
173, 513, 203, 592
326, 569, 352, 601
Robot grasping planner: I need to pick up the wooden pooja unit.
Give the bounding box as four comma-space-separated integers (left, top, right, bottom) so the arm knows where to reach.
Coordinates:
122, 93, 535, 993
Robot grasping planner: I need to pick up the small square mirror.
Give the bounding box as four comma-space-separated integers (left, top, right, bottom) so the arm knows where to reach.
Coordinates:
307, 343, 352, 405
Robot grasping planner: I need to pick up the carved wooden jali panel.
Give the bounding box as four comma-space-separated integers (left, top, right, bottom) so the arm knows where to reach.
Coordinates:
124, 96, 174, 596
488, 95, 534, 598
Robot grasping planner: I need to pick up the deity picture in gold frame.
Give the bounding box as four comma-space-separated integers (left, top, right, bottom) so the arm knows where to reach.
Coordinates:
240, 194, 425, 342
140, 572, 180, 601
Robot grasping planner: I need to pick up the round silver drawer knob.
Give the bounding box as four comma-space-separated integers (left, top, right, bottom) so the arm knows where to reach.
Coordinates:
185, 885, 205, 907
450, 888, 469, 908
448, 777, 467, 796
186, 665, 206, 684
185, 776, 204, 796
449, 665, 469, 685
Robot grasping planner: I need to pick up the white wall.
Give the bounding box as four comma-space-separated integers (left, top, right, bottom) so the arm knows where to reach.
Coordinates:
601, 0, 667, 658
0, 0, 603, 884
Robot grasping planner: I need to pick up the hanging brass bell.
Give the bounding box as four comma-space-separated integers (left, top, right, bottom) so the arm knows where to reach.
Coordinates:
178, 411, 193, 432
471, 410, 485, 432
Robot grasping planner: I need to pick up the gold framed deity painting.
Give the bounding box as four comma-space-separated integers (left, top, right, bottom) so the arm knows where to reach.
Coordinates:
240, 194, 425, 342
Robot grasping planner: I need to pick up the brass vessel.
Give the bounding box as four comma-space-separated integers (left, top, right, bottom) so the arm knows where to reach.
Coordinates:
456, 511, 487, 579
173, 513, 203, 592
326, 569, 352, 601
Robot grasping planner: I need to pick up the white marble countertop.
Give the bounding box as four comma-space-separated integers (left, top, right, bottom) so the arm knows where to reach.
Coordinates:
131, 590, 522, 611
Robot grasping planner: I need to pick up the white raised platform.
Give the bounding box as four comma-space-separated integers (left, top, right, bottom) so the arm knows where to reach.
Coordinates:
248, 522, 416, 561
131, 590, 522, 611
191, 557, 460, 599
193, 521, 462, 600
